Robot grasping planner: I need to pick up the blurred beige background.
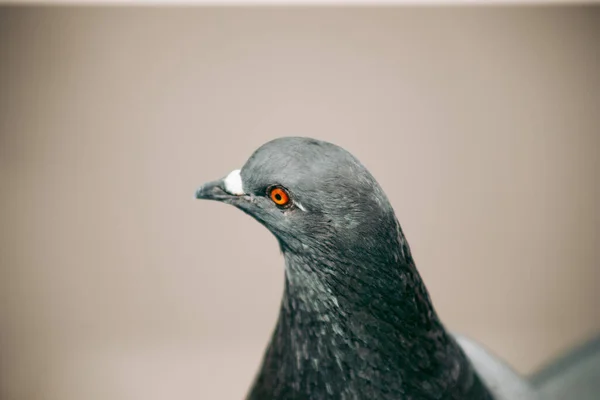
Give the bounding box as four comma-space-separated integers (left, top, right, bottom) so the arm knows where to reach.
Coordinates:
1, 6, 599, 400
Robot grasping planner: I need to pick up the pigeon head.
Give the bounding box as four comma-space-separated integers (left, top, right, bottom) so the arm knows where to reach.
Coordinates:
196, 137, 402, 263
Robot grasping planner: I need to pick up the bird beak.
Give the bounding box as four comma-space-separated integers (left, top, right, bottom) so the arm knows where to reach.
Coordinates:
195, 179, 232, 201
195, 169, 246, 202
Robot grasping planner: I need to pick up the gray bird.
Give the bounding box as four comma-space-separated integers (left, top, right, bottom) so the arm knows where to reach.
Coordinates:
195, 137, 537, 400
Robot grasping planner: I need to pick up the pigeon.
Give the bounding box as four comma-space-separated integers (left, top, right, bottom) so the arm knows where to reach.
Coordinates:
195, 137, 526, 400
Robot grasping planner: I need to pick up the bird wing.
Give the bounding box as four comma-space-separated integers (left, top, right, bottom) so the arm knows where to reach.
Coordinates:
453, 333, 539, 400
529, 334, 600, 400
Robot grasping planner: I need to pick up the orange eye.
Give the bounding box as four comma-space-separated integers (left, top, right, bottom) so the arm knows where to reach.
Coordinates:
269, 187, 290, 206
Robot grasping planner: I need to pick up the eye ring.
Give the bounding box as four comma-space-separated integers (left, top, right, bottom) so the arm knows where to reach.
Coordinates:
267, 185, 291, 208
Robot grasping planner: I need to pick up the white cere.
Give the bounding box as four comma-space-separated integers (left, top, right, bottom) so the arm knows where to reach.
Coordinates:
223, 169, 245, 195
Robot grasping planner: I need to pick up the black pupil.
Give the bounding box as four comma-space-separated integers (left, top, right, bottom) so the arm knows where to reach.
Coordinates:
275, 193, 282, 201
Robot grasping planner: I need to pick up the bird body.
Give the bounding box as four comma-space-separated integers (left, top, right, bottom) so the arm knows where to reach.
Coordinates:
196, 137, 494, 399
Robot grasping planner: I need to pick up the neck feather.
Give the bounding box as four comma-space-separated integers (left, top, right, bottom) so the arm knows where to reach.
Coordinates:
247, 249, 491, 400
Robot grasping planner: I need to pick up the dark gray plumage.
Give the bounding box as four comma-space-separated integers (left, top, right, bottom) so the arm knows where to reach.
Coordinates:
196, 137, 494, 400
